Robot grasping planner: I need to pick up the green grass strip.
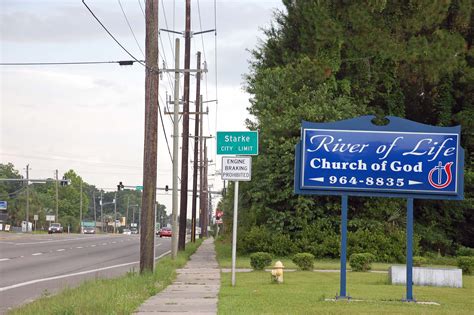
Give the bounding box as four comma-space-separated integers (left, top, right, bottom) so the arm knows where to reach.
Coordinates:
9, 239, 203, 315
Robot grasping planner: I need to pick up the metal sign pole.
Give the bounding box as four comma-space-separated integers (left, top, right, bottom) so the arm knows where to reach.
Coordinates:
231, 181, 239, 287
405, 198, 415, 301
338, 195, 349, 299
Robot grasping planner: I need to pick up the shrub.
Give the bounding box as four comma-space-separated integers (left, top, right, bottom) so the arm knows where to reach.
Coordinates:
349, 253, 376, 272
457, 256, 474, 275
456, 246, 474, 257
239, 226, 272, 254
270, 233, 298, 257
413, 256, 427, 267
250, 252, 272, 270
292, 253, 315, 271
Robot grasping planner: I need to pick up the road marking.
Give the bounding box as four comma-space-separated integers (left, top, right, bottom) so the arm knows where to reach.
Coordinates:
155, 244, 162, 247
101, 243, 107, 246
76, 247, 83, 249
0, 250, 171, 292
112, 242, 116, 244
90, 245, 96, 247
56, 249, 65, 252
13, 236, 113, 246
0, 258, 10, 262
32, 253, 42, 256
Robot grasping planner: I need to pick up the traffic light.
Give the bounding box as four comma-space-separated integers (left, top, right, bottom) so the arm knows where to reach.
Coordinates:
165, 185, 169, 192
60, 176, 69, 186
117, 181, 124, 191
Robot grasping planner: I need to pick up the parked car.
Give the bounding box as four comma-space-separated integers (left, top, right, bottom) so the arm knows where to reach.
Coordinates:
158, 227, 172, 238
122, 228, 132, 235
48, 223, 63, 234
83, 226, 96, 234
130, 227, 138, 234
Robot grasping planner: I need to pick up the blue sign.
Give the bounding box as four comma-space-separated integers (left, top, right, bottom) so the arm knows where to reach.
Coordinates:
0, 201, 7, 210
295, 116, 464, 200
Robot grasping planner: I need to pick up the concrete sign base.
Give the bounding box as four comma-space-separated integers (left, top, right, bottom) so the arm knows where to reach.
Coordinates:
389, 265, 462, 288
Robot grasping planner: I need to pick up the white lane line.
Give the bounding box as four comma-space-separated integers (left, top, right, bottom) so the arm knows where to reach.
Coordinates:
90, 245, 96, 247
112, 242, 116, 244
101, 243, 107, 246
32, 253, 42, 256
0, 250, 171, 292
56, 249, 65, 252
13, 236, 113, 246
76, 247, 83, 249
0, 258, 10, 262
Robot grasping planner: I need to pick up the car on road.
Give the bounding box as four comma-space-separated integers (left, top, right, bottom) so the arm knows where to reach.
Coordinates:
82, 226, 96, 234
122, 228, 132, 235
158, 227, 172, 238
48, 223, 63, 234
130, 227, 138, 234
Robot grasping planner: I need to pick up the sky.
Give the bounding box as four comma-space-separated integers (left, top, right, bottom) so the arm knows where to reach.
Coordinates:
0, 0, 285, 218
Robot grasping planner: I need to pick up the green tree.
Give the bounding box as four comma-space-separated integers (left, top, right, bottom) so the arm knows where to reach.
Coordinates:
220, 0, 474, 258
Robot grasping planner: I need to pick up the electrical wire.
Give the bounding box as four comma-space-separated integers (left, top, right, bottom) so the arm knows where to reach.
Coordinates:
196, 0, 209, 98
0, 60, 143, 66
82, 0, 145, 67
118, 0, 145, 58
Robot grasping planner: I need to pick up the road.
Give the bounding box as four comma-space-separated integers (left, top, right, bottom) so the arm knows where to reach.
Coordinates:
0, 232, 172, 314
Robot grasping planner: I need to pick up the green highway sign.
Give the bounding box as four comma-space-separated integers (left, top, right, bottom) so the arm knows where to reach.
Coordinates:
135, 186, 143, 191
217, 131, 259, 155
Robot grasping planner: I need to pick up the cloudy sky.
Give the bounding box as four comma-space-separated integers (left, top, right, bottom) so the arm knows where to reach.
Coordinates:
0, 0, 285, 216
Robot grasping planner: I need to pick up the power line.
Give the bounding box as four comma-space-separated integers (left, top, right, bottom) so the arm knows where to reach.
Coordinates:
82, 0, 145, 67
118, 0, 145, 58
0, 60, 143, 66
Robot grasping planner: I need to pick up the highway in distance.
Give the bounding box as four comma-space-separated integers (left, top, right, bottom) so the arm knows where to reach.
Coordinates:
0, 233, 171, 314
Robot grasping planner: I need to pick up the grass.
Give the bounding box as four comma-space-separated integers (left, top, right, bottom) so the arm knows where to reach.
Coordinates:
214, 239, 458, 271
219, 271, 474, 314
215, 239, 395, 271
9, 239, 203, 315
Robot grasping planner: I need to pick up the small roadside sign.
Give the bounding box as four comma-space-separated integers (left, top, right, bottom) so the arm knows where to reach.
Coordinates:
221, 156, 252, 181
34, 215, 39, 221
46, 215, 55, 222
0, 201, 7, 210
217, 131, 258, 155
135, 186, 143, 191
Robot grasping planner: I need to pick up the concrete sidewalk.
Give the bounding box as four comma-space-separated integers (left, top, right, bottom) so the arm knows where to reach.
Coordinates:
134, 238, 220, 315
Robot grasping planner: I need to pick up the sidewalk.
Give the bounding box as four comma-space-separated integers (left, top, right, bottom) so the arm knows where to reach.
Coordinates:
134, 238, 220, 315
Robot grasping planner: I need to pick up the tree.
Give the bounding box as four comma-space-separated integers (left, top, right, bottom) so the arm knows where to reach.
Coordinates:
222, 0, 474, 258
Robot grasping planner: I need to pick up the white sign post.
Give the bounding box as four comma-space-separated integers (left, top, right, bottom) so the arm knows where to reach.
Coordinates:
222, 156, 252, 287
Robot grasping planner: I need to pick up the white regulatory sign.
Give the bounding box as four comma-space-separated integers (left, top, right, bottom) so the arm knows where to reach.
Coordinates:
221, 156, 252, 181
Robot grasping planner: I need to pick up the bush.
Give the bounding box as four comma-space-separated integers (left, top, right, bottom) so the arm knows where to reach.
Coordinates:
413, 256, 427, 267
457, 256, 474, 275
239, 226, 272, 254
292, 253, 314, 270
250, 252, 272, 270
456, 246, 474, 257
349, 253, 376, 272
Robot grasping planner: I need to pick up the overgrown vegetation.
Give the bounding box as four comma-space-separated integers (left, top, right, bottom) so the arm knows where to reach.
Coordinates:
9, 240, 202, 315
218, 0, 474, 262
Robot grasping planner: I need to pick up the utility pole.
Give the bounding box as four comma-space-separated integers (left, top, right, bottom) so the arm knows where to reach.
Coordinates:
203, 142, 209, 237
55, 169, 59, 222
100, 190, 103, 233
171, 38, 180, 260
179, 0, 191, 251
199, 96, 204, 238
114, 191, 117, 234
80, 178, 83, 233
26, 164, 30, 233
126, 196, 130, 228
191, 52, 202, 243
140, 0, 159, 273
93, 191, 97, 226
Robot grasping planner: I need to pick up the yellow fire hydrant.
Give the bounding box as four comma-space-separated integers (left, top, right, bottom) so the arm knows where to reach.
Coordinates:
271, 261, 284, 283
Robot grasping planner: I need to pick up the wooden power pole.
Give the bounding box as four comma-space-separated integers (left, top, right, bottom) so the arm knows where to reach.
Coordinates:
191, 52, 201, 243
140, 0, 159, 273
179, 0, 191, 251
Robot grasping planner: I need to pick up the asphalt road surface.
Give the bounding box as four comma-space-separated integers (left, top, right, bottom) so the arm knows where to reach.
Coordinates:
0, 232, 172, 314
